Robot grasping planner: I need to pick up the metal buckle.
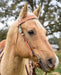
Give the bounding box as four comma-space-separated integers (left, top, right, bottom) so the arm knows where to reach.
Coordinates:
19, 27, 22, 33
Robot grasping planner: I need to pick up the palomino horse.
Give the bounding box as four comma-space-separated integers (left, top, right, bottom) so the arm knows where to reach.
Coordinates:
0, 2, 59, 75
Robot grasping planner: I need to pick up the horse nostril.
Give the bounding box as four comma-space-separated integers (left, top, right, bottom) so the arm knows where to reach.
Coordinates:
48, 58, 52, 64
47, 58, 54, 68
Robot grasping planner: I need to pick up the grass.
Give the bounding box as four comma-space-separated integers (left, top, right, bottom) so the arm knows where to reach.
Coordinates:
36, 50, 61, 75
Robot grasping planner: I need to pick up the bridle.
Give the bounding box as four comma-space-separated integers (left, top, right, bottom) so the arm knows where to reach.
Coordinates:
16, 15, 47, 75
16, 15, 38, 57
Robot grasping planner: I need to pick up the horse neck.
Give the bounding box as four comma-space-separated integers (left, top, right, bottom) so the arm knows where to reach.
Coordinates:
1, 19, 29, 75
1, 38, 28, 75
1, 49, 28, 75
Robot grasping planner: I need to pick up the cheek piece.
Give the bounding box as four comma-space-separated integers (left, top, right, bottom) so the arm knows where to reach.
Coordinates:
16, 15, 38, 57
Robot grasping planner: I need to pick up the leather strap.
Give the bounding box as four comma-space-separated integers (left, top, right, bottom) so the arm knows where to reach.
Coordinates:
25, 65, 30, 75
19, 15, 38, 25
22, 34, 34, 57
17, 15, 38, 57
16, 15, 38, 75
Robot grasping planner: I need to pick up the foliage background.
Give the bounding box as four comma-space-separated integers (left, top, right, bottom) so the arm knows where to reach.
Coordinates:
0, 0, 61, 48
0, 1, 61, 43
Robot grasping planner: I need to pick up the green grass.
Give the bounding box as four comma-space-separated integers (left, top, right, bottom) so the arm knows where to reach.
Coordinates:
36, 51, 61, 75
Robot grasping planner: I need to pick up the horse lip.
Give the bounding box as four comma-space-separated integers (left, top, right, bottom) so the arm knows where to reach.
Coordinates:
47, 63, 55, 69
37, 59, 50, 72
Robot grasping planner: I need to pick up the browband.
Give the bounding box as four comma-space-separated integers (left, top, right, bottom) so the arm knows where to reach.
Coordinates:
19, 15, 38, 25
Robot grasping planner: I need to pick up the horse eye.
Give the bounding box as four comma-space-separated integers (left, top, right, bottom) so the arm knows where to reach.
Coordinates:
28, 30, 34, 35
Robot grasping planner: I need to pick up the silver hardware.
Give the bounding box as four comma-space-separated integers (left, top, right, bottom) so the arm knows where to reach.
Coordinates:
19, 27, 22, 33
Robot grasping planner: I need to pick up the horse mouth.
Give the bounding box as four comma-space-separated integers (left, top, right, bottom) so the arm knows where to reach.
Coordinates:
36, 59, 55, 73
37, 61, 49, 72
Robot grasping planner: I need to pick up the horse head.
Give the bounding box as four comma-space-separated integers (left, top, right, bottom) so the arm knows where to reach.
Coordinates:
9, 2, 59, 73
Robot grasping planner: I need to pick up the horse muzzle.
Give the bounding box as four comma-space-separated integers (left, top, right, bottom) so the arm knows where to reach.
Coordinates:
37, 55, 59, 72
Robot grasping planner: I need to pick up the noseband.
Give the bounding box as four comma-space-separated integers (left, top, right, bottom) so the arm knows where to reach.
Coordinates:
17, 15, 38, 57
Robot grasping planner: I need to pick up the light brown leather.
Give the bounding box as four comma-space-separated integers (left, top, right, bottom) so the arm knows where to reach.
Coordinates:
20, 15, 38, 25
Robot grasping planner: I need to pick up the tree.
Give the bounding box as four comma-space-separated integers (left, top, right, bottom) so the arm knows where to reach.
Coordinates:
0, 0, 61, 41
49, 33, 61, 50
28, 0, 61, 35
0, 29, 8, 41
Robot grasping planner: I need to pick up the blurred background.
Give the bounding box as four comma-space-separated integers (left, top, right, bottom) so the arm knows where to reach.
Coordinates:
0, 0, 61, 74
0, 0, 61, 51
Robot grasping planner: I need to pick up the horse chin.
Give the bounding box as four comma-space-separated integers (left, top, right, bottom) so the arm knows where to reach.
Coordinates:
37, 62, 54, 73
37, 64, 50, 73
37, 63, 50, 72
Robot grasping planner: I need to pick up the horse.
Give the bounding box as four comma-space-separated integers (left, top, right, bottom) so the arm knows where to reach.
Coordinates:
0, 2, 59, 75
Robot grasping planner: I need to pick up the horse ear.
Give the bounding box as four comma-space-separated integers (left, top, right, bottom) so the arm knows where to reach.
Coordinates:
19, 2, 28, 20
33, 5, 41, 18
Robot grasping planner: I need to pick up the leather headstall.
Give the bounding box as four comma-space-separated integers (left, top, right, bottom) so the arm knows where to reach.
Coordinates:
17, 15, 38, 57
